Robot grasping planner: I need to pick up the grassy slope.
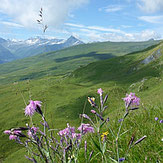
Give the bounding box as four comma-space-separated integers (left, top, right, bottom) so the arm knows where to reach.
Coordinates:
0, 40, 159, 84
0, 41, 163, 162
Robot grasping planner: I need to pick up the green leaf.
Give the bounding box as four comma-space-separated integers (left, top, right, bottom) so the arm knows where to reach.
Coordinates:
102, 142, 106, 154
42, 149, 50, 159
92, 138, 103, 153
99, 121, 105, 129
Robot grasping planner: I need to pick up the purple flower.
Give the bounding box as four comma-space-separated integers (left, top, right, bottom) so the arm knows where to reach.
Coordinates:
89, 151, 94, 160
160, 120, 163, 123
59, 126, 75, 137
155, 117, 159, 121
118, 119, 123, 123
80, 114, 91, 121
91, 110, 96, 114
34, 101, 42, 107
72, 133, 81, 140
91, 110, 104, 121
9, 135, 17, 140
25, 104, 35, 116
119, 157, 125, 162
25, 100, 42, 116
13, 130, 21, 135
97, 88, 103, 96
123, 93, 140, 107
12, 130, 24, 137
4, 129, 25, 140
78, 123, 94, 134
85, 140, 87, 154
4, 130, 11, 135
28, 127, 39, 137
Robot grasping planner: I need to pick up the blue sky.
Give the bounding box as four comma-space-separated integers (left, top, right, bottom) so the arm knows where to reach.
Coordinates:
0, 0, 163, 42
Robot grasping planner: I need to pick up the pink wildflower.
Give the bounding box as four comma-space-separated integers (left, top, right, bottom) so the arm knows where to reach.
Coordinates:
72, 133, 81, 140
25, 100, 42, 116
28, 127, 39, 137
34, 101, 42, 107
4, 130, 11, 135
78, 123, 94, 134
91, 110, 96, 114
59, 126, 75, 137
9, 135, 17, 140
13, 130, 21, 135
123, 93, 140, 106
97, 88, 103, 96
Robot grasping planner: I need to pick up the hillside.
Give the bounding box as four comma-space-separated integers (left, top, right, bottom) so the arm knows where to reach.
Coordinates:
0, 44, 16, 62
0, 40, 160, 85
0, 41, 163, 162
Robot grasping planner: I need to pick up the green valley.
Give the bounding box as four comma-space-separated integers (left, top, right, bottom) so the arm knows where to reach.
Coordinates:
0, 40, 159, 84
0, 40, 163, 163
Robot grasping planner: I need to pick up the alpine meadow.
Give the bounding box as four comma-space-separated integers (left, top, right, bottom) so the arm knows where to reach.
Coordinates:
0, 0, 163, 163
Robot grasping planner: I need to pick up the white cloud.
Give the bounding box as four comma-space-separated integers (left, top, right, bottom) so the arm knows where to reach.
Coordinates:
133, 30, 161, 41
65, 23, 85, 28
87, 26, 125, 34
96, 30, 161, 42
139, 15, 163, 24
67, 23, 161, 42
0, 21, 24, 27
0, 0, 89, 28
65, 23, 125, 34
99, 5, 124, 13
138, 0, 163, 13
65, 23, 161, 42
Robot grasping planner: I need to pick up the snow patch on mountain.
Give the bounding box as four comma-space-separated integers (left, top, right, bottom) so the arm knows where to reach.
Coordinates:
0, 36, 84, 62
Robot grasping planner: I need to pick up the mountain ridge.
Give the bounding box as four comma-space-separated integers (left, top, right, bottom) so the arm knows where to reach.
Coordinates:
0, 35, 84, 62
0, 40, 161, 85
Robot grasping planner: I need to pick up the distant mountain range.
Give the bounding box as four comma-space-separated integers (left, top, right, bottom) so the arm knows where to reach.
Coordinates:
0, 36, 84, 63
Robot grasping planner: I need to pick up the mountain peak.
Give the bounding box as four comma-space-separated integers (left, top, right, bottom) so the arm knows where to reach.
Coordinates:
0, 37, 7, 44
65, 35, 84, 46
68, 35, 78, 39
0, 35, 84, 63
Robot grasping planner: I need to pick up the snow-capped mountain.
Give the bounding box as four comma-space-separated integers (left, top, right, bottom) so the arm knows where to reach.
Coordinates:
0, 36, 84, 63
6, 36, 82, 48
22, 37, 65, 46
63, 35, 83, 47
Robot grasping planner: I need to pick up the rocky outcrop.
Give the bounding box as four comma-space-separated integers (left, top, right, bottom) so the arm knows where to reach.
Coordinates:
142, 49, 162, 64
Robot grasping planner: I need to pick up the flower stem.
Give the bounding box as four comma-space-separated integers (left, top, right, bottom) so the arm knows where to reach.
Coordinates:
116, 112, 128, 162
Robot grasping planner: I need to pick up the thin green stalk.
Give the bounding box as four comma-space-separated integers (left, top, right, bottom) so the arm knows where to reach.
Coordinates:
30, 116, 33, 127
108, 156, 118, 163
45, 135, 54, 163
116, 112, 128, 162
19, 88, 27, 106
103, 154, 107, 163
116, 138, 120, 163
81, 99, 87, 124
24, 142, 40, 162
30, 138, 48, 163
107, 124, 116, 139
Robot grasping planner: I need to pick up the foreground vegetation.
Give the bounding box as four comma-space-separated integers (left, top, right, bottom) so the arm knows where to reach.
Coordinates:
3, 89, 148, 163
0, 41, 163, 162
